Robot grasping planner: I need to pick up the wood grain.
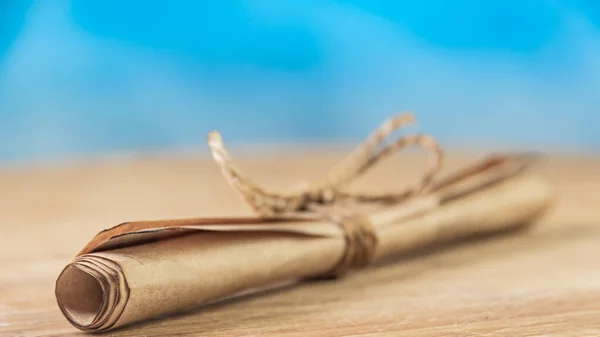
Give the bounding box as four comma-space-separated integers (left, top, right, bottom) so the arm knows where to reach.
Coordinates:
1, 151, 599, 336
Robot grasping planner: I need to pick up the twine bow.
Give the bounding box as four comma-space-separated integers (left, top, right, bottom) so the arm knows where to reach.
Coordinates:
207, 112, 444, 277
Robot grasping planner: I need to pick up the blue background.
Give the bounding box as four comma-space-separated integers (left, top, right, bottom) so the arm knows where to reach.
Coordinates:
1, 0, 599, 164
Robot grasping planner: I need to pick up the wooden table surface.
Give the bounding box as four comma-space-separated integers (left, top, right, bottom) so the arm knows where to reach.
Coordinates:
1, 150, 600, 337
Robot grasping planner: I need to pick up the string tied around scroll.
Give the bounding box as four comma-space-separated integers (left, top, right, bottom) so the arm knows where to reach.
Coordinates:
207, 112, 444, 278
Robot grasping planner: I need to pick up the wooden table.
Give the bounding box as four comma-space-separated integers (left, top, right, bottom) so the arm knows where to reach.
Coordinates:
2, 151, 600, 336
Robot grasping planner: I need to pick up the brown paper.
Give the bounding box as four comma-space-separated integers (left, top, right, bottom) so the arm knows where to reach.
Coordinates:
55, 154, 553, 332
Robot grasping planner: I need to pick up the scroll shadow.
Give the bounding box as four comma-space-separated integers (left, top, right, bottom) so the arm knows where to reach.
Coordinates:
98, 220, 598, 335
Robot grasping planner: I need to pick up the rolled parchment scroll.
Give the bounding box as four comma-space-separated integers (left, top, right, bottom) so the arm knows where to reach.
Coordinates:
55, 154, 553, 332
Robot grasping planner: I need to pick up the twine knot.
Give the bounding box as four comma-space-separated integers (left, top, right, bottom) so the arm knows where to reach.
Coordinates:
207, 112, 444, 277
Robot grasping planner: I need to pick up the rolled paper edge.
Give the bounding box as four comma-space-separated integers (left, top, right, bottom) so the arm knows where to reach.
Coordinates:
55, 256, 130, 332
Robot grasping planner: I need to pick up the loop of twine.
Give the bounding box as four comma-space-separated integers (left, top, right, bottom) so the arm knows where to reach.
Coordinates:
207, 112, 444, 278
